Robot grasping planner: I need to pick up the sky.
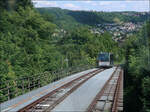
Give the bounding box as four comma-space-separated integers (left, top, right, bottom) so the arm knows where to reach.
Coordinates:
32, 0, 150, 12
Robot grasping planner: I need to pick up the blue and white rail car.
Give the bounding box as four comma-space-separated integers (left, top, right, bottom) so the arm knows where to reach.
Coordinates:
97, 52, 113, 68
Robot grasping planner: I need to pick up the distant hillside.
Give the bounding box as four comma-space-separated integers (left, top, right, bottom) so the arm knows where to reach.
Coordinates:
36, 7, 149, 30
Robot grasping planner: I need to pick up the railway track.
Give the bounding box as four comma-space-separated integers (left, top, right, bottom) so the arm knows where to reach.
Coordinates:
87, 67, 123, 112
18, 68, 104, 112
112, 69, 123, 112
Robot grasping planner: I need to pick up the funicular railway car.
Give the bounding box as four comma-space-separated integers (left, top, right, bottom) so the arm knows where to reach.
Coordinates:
97, 52, 113, 68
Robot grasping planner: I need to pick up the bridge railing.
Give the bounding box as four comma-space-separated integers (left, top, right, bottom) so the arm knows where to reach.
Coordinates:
0, 64, 95, 103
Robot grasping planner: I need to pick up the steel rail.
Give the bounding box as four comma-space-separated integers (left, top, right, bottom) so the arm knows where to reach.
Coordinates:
44, 69, 104, 112
18, 68, 104, 112
111, 69, 123, 112
86, 67, 118, 112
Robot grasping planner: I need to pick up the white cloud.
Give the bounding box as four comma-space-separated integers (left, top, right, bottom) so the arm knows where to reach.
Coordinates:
84, 1, 92, 4
131, 1, 149, 12
63, 3, 80, 9
32, 0, 149, 12
33, 1, 58, 8
98, 1, 113, 6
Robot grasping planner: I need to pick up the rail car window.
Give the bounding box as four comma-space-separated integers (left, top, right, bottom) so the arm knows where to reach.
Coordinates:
98, 53, 109, 61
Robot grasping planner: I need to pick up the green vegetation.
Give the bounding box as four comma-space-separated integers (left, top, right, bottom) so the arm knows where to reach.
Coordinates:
0, 2, 149, 112
0, 1, 122, 102
124, 21, 150, 112
37, 8, 149, 30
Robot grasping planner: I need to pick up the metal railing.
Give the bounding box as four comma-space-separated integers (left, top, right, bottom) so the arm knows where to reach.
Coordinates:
0, 65, 94, 103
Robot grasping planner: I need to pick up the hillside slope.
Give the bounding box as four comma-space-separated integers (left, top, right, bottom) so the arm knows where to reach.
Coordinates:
37, 7, 149, 29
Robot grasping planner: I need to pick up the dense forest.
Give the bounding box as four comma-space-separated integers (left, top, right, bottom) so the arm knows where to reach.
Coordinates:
0, 1, 150, 112
0, 0, 122, 102
0, 1, 122, 79
124, 21, 150, 112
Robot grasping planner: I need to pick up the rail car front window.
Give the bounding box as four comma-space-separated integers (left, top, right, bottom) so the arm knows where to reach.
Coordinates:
98, 53, 109, 62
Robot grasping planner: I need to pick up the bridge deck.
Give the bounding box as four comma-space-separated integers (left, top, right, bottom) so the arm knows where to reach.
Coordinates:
52, 67, 116, 112
0, 68, 97, 112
